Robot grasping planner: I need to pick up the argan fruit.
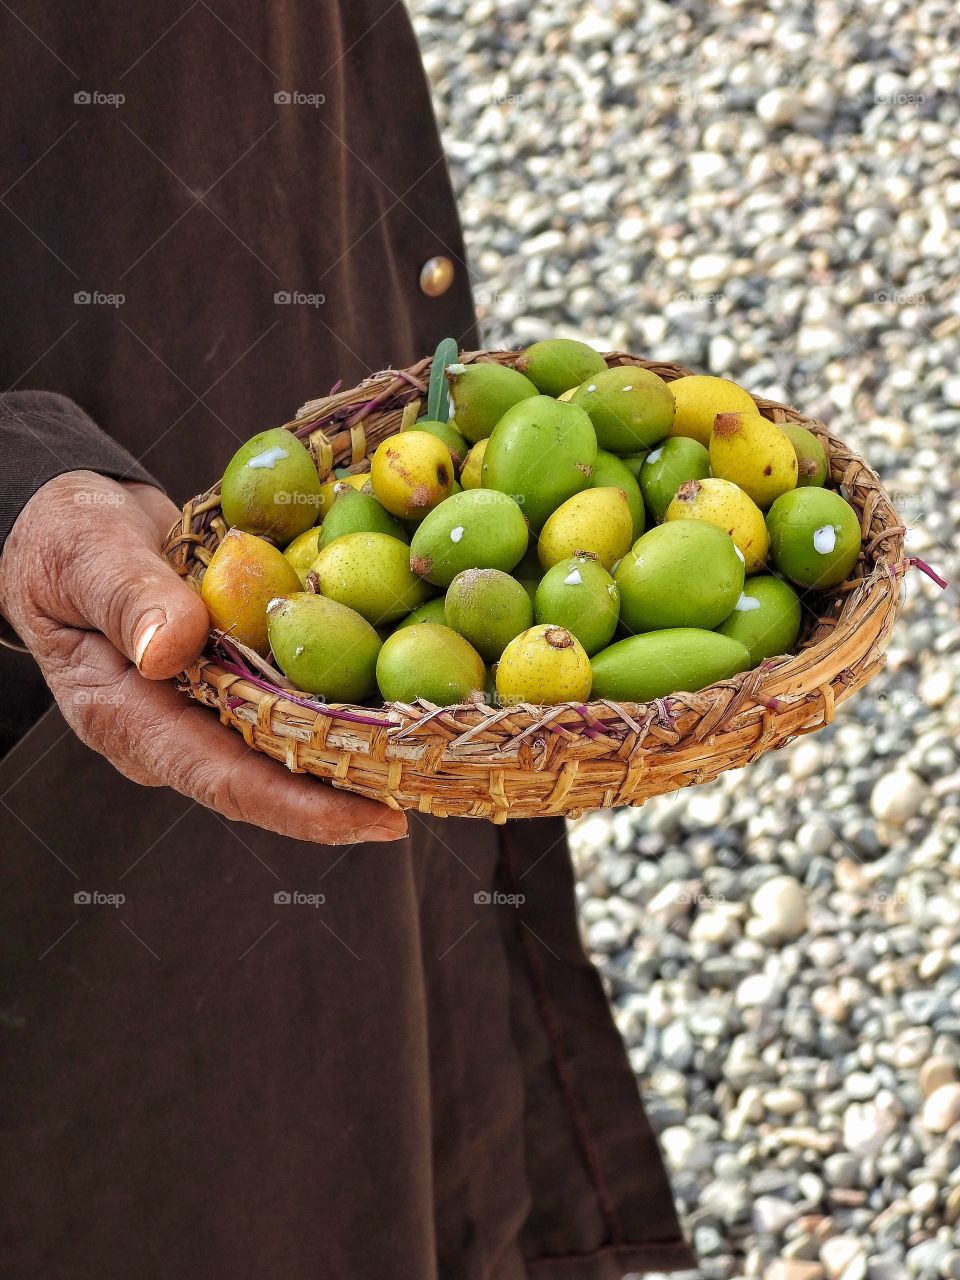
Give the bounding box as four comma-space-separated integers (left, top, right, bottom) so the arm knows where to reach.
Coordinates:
266, 592, 381, 702
409, 489, 528, 587
570, 365, 675, 454
312, 531, 433, 625
780, 422, 828, 487
371, 431, 454, 520
615, 520, 744, 632
200, 528, 302, 655
445, 362, 538, 443
495, 625, 593, 705
319, 486, 408, 550
403, 417, 468, 469
534, 553, 620, 655
283, 526, 323, 586
590, 629, 751, 701
376, 623, 485, 706
716, 576, 802, 664
665, 476, 769, 573
591, 449, 645, 539
668, 374, 759, 446
537, 487, 634, 572
316, 473, 372, 520
445, 568, 533, 662
639, 437, 711, 523
765, 488, 862, 588
460, 438, 488, 489
514, 338, 607, 397
709, 411, 798, 509
220, 427, 322, 545
394, 596, 448, 630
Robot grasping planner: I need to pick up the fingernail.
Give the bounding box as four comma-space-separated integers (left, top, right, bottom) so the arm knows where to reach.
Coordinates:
134, 612, 165, 670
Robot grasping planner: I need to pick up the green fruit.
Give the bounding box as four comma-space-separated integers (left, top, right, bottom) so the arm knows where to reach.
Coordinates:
496, 625, 593, 705
376, 623, 485, 706
482, 396, 597, 531
620, 452, 651, 481
534, 553, 619, 655
446, 362, 538, 444
409, 489, 528, 587
514, 338, 607, 396
615, 520, 744, 632
266, 592, 381, 701
538, 487, 634, 571
591, 449, 645, 539
313, 532, 433, 625
780, 422, 828, 487
571, 365, 675, 453
716, 576, 802, 664
445, 568, 533, 662
591, 629, 752, 701
394, 597, 448, 630
200, 528, 303, 655
221, 427, 322, 545
766, 488, 861, 589
319, 486, 408, 550
404, 417, 468, 469
639, 437, 711, 523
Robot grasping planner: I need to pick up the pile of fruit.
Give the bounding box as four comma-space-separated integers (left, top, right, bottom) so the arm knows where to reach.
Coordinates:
199, 340, 863, 708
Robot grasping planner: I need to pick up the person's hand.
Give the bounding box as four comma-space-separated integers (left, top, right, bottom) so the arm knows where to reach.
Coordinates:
0, 471, 407, 844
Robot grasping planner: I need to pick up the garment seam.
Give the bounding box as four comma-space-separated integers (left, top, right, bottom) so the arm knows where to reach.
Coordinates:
500, 830, 625, 1245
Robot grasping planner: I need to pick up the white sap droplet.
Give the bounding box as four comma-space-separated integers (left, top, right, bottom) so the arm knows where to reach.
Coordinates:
586, 384, 597, 393
607, 583, 618, 597
248, 445, 289, 470
646, 446, 664, 464
449, 526, 465, 543
564, 568, 582, 585
734, 545, 746, 563
266, 597, 284, 613
813, 524, 837, 554
735, 593, 761, 612
447, 363, 466, 375
622, 384, 633, 392
295, 644, 305, 657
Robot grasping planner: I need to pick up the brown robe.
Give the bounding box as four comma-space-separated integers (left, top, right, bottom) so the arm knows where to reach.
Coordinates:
0, 3, 697, 1276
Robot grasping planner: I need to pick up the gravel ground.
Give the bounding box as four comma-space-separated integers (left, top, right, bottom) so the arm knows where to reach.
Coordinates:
410, 1, 960, 1275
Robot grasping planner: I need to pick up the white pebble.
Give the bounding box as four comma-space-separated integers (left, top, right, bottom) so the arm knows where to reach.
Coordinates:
870, 769, 927, 823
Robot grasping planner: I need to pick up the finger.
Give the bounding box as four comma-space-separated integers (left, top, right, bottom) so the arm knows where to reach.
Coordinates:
63, 633, 407, 844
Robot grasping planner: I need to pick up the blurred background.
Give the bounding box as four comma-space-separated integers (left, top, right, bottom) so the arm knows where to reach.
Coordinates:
409, 0, 960, 1275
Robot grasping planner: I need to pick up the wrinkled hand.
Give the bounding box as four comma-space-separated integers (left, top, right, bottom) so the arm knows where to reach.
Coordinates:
0, 471, 407, 844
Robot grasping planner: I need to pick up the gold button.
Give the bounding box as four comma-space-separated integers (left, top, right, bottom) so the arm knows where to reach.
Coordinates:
419, 255, 455, 298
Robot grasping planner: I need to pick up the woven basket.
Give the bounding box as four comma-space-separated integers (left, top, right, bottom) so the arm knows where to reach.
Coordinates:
162, 349, 907, 823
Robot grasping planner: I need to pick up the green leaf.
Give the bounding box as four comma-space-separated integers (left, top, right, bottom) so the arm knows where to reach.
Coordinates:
426, 337, 459, 424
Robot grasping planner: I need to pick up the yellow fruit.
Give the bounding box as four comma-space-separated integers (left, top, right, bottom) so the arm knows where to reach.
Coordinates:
200, 528, 302, 654
312, 532, 432, 625
283, 526, 323, 586
668, 375, 759, 446
537, 487, 634, 571
460, 438, 488, 489
557, 387, 577, 403
371, 431, 454, 519
665, 477, 769, 573
495, 625, 592, 705
709, 411, 798, 510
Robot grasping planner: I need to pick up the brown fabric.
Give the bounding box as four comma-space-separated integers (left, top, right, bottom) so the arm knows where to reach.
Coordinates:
0, 3, 696, 1276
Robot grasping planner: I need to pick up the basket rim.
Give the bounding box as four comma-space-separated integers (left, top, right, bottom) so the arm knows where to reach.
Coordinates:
163, 348, 907, 750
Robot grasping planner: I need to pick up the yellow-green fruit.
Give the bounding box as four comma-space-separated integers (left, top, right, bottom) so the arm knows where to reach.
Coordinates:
557, 388, 577, 403
409, 489, 528, 587
592, 450, 645, 539
591, 629, 751, 701
283, 526, 323, 586
460, 439, 488, 489
716, 576, 802, 664
538, 487, 634, 572
571, 366, 675, 453
317, 473, 372, 520
200, 528, 302, 655
312, 532, 432, 625
446, 362, 538, 444
371, 431, 454, 519
665, 477, 769, 573
403, 417, 468, 469
766, 488, 861, 589
534, 553, 619, 655
620, 452, 650, 481
394, 596, 448, 630
615, 520, 744, 632
780, 422, 828, 488
445, 568, 533, 662
514, 338, 607, 397
639, 437, 711, 523
482, 396, 597, 531
266, 592, 381, 701
496, 625, 592, 705
710, 412, 798, 509
319, 486, 407, 550
220, 427, 322, 545
377, 623, 485, 706
668, 375, 759, 446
